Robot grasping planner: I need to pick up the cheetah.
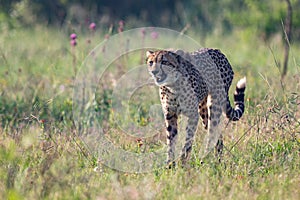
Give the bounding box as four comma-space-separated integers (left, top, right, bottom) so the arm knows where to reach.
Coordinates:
146, 48, 246, 166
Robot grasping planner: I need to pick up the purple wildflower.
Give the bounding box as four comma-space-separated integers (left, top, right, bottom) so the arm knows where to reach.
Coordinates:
151, 31, 159, 39
118, 20, 124, 33
141, 28, 146, 36
89, 22, 96, 31
70, 39, 77, 46
70, 33, 77, 40
119, 20, 124, 27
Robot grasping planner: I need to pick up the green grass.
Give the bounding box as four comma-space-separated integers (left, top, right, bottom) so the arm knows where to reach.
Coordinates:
0, 25, 299, 199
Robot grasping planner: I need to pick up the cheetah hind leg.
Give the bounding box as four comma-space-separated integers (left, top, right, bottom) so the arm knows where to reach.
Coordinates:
201, 94, 224, 163
215, 135, 223, 162
198, 97, 208, 130
198, 98, 224, 163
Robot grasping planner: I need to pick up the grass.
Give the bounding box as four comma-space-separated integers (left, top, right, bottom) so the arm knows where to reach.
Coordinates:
0, 25, 299, 199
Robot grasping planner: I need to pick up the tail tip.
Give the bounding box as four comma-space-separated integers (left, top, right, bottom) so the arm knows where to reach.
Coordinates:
237, 77, 246, 89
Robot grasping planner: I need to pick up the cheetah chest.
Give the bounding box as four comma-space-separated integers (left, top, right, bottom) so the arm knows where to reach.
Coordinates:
160, 75, 208, 118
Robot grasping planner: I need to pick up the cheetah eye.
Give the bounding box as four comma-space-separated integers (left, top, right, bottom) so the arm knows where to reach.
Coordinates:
149, 61, 154, 67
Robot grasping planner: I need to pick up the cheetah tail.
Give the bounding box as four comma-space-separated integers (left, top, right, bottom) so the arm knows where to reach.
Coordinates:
226, 77, 246, 121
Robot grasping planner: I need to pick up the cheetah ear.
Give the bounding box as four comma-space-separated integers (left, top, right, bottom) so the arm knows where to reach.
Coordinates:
174, 49, 184, 57
146, 51, 154, 58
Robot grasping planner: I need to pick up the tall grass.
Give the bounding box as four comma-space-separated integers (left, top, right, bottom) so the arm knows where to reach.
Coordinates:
0, 25, 299, 199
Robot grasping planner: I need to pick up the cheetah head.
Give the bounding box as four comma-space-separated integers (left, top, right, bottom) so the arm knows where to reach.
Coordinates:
146, 50, 181, 86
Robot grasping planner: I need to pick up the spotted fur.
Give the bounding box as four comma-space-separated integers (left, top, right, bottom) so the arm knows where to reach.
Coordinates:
146, 48, 246, 166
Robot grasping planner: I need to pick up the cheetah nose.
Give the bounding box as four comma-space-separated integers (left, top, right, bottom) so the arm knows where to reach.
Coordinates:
152, 70, 159, 75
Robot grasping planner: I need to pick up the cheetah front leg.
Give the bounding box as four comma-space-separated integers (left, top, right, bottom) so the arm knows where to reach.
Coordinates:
181, 115, 199, 165
165, 113, 178, 167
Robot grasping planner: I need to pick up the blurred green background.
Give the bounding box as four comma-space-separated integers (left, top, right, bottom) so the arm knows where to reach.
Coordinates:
1, 0, 300, 39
